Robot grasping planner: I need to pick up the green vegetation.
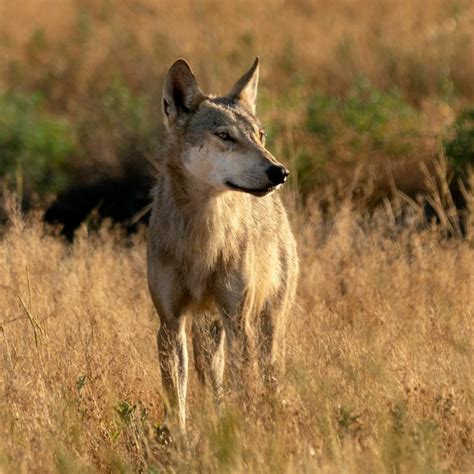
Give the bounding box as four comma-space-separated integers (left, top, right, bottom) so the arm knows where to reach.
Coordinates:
1, 72, 472, 202
0, 92, 75, 196
444, 107, 474, 176
90, 78, 158, 162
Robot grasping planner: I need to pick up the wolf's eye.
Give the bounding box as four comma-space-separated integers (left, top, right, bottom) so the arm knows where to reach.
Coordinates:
259, 131, 266, 143
216, 131, 234, 142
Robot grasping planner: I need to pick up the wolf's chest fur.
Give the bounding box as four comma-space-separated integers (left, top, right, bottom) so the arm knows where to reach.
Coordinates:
151, 177, 258, 302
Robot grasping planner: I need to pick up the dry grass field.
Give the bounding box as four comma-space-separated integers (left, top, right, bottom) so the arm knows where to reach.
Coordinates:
1, 188, 473, 473
0, 0, 473, 472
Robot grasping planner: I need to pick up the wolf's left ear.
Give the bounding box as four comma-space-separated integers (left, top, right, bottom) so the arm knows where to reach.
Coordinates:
162, 59, 205, 128
227, 57, 259, 114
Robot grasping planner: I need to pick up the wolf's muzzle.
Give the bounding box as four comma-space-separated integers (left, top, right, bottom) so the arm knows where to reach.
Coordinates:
266, 165, 289, 185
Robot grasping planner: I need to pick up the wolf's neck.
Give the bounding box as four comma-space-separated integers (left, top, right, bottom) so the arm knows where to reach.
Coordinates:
160, 160, 249, 262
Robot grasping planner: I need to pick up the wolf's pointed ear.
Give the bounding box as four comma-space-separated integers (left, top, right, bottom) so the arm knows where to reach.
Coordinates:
162, 59, 205, 128
227, 57, 259, 114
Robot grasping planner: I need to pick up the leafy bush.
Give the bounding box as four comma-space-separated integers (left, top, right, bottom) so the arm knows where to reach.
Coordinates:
100, 78, 158, 157
75, 78, 160, 171
444, 107, 474, 176
295, 78, 426, 194
0, 92, 76, 195
307, 78, 419, 154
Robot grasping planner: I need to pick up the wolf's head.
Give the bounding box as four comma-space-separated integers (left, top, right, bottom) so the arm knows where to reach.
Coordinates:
162, 58, 289, 197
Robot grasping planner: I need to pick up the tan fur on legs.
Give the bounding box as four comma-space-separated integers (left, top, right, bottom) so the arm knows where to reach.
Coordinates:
192, 315, 225, 403
156, 317, 188, 430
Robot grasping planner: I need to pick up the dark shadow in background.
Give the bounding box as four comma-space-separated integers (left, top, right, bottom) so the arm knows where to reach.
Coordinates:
44, 162, 155, 241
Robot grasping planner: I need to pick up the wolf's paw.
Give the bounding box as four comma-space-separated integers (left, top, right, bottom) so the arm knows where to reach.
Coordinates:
154, 422, 173, 446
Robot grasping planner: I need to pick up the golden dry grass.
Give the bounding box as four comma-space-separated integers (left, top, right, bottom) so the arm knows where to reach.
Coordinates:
1, 0, 473, 98
0, 190, 472, 473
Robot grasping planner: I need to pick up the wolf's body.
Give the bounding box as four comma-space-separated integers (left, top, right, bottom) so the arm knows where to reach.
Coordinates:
147, 58, 298, 430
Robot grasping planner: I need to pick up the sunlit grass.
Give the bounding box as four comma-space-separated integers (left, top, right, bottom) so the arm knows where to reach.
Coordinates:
0, 188, 472, 472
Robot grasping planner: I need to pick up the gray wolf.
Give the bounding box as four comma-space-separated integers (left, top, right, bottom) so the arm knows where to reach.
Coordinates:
147, 57, 298, 430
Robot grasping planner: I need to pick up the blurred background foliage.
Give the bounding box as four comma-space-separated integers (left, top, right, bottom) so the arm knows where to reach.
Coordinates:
0, 0, 472, 206
0, 92, 75, 196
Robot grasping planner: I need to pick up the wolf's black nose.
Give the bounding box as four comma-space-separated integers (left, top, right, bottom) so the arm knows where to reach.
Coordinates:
266, 165, 289, 185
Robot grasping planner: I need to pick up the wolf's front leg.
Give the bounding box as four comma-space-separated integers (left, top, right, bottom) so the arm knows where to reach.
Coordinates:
221, 308, 255, 391
257, 307, 285, 392
157, 316, 188, 432
192, 315, 226, 403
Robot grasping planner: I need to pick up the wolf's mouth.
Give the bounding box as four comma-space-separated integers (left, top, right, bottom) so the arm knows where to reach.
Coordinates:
225, 181, 276, 197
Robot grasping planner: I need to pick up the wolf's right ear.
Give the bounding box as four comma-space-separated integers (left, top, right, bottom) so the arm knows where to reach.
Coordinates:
162, 59, 205, 128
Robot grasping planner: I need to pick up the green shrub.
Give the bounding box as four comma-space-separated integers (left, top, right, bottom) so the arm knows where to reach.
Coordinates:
306, 93, 337, 142
444, 107, 474, 176
299, 79, 424, 193
75, 78, 159, 169
0, 91, 76, 195
100, 78, 158, 159
307, 78, 419, 154
342, 79, 418, 148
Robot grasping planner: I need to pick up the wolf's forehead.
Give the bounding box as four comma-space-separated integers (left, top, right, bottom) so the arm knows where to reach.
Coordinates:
190, 99, 261, 132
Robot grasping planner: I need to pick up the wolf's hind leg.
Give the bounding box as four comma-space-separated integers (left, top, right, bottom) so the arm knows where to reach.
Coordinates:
259, 253, 298, 392
192, 315, 225, 403
157, 316, 188, 431
257, 307, 286, 392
